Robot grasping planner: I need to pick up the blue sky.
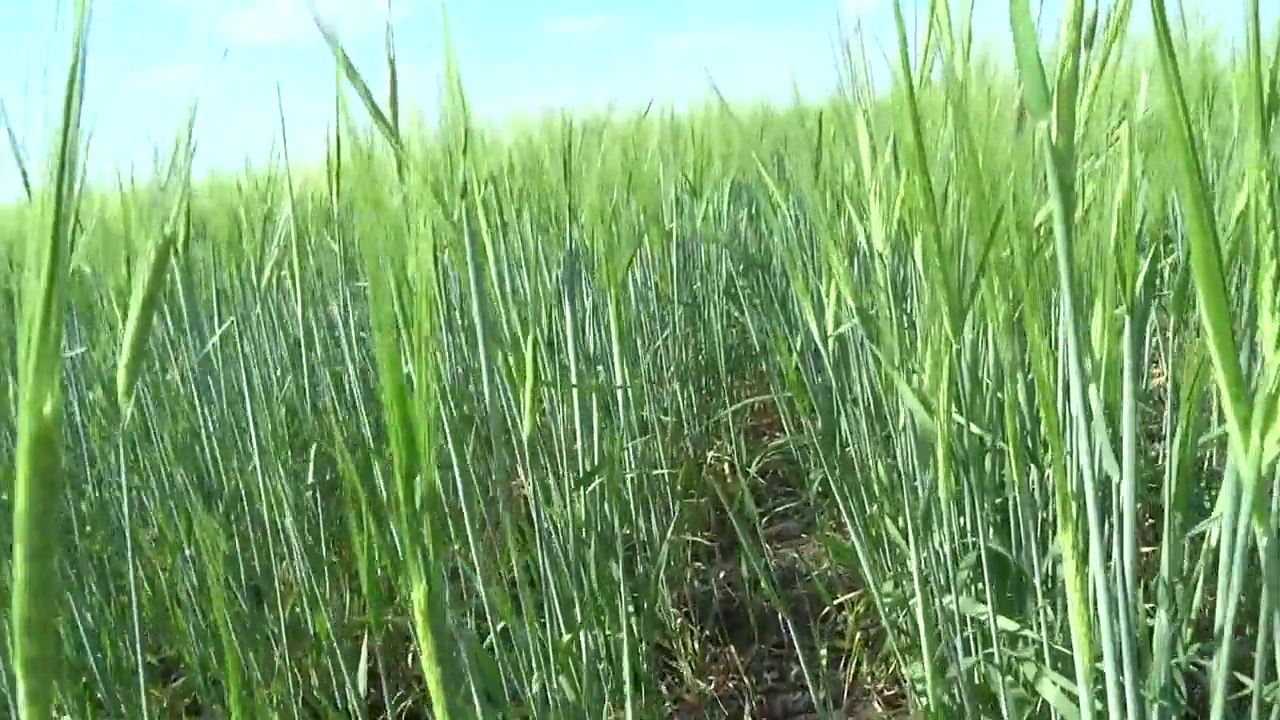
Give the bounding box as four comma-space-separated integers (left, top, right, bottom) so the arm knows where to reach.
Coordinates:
0, 0, 1273, 202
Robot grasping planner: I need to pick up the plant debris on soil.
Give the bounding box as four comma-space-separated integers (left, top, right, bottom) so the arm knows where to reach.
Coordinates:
657, 392, 913, 719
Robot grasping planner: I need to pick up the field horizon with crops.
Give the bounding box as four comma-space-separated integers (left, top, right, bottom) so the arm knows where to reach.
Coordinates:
3, 0, 1280, 718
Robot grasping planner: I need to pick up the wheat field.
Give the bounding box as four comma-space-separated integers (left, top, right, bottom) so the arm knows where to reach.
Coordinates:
2, 0, 1279, 718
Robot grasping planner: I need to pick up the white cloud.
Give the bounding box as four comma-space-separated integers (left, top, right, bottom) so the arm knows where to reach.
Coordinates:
653, 26, 765, 55
119, 54, 237, 101
839, 0, 886, 20
542, 13, 623, 35
652, 30, 712, 54
213, 0, 413, 47
124, 62, 203, 87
